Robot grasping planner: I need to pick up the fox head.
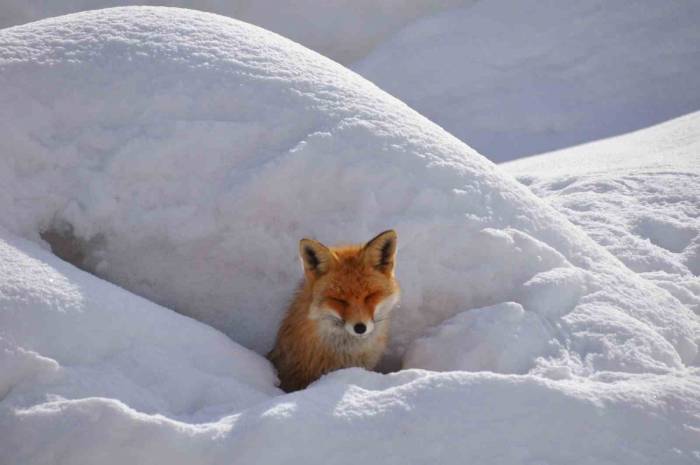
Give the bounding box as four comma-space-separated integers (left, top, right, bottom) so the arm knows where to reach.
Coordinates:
299, 230, 400, 340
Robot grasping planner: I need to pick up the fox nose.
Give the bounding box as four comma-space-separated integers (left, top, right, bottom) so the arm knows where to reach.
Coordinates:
345, 320, 373, 337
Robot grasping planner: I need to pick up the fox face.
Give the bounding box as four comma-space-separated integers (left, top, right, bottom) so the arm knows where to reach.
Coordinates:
300, 230, 400, 345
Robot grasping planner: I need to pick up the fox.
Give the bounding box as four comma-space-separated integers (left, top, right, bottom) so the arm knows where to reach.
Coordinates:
268, 230, 400, 392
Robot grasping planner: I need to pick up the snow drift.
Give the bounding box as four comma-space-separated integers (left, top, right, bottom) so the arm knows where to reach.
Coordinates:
354, 0, 700, 160
4, 366, 699, 465
0, 0, 468, 64
0, 230, 279, 418
504, 111, 700, 315
1, 7, 699, 464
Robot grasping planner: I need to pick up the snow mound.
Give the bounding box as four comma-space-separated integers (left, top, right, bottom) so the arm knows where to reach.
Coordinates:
1, 6, 697, 372
0, 0, 467, 64
354, 0, 700, 161
0, 228, 279, 420
4, 369, 700, 465
504, 112, 700, 316
404, 301, 558, 374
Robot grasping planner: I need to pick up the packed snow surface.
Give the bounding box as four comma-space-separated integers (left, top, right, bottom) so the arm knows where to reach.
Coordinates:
354, 0, 700, 161
1, 7, 699, 464
504, 111, 700, 316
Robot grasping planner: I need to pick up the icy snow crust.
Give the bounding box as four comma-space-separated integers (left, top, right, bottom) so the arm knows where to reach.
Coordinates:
0, 8, 699, 463
354, 0, 700, 161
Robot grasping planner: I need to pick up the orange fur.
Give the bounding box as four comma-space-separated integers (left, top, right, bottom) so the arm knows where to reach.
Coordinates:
268, 230, 400, 392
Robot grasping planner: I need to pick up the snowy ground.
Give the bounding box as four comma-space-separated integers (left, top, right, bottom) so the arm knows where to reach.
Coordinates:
504, 112, 700, 316
0, 6, 699, 465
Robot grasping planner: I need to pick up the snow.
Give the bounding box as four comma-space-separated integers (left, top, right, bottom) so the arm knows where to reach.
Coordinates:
354, 0, 700, 161
4, 1, 699, 162
403, 301, 558, 374
0, 230, 280, 420
4, 367, 700, 464
504, 111, 700, 316
0, 6, 699, 464
0, 0, 468, 64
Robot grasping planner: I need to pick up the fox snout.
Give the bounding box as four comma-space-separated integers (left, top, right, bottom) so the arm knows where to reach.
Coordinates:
315, 302, 380, 338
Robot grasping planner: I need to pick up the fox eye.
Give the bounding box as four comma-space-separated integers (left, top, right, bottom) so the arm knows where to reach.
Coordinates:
364, 292, 381, 305
326, 297, 348, 308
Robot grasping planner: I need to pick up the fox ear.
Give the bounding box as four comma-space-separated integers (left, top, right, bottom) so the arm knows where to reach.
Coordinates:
362, 230, 397, 275
299, 238, 334, 278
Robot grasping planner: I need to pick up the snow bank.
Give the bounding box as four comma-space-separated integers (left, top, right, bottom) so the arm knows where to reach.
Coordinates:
1, 8, 699, 463
4, 368, 699, 465
0, 0, 467, 64
504, 112, 700, 316
0, 228, 279, 421
354, 0, 700, 161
